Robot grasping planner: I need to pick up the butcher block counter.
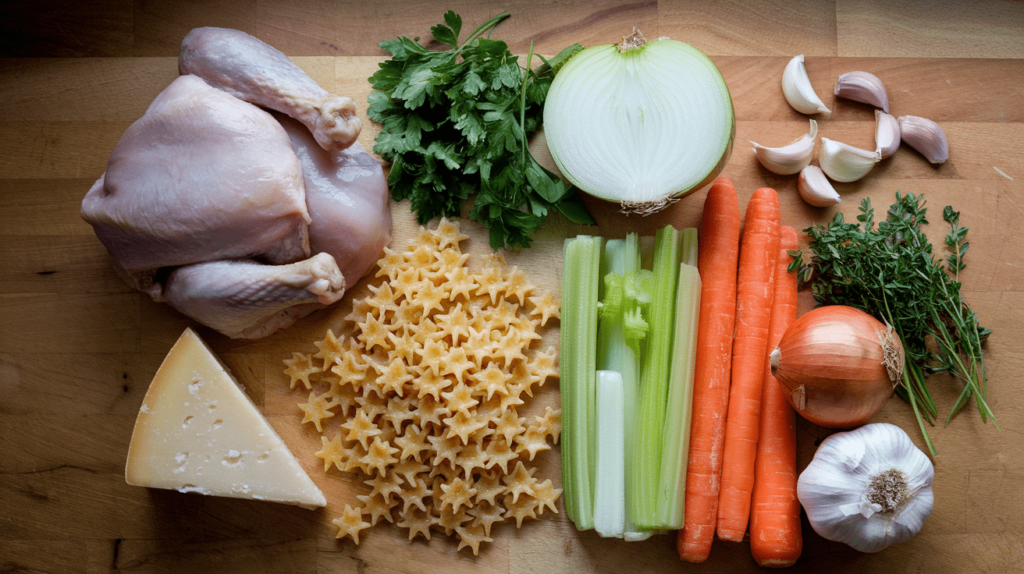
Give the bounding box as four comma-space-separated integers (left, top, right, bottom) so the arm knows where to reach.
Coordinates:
1, 1, 1023, 572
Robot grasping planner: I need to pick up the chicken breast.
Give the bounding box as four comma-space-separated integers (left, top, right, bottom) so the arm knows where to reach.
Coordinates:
274, 113, 392, 287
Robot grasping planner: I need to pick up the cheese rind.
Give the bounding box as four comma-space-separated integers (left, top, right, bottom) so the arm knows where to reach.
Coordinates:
126, 328, 326, 509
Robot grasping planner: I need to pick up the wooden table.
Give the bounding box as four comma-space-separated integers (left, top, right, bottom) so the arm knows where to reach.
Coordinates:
2, 1, 1022, 572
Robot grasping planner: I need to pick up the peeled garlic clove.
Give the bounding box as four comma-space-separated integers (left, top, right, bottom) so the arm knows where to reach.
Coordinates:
819, 138, 881, 182
798, 165, 840, 207
834, 71, 889, 113
875, 110, 901, 159
751, 119, 817, 175
782, 55, 831, 115
898, 115, 949, 164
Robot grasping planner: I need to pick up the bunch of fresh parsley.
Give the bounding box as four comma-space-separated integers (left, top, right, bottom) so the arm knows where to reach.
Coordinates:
368, 11, 594, 249
790, 192, 994, 455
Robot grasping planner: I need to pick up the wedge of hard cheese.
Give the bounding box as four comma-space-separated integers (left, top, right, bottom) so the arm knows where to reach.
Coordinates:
126, 327, 326, 509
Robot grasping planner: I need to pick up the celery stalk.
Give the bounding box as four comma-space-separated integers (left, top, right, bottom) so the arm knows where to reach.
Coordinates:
561, 236, 603, 530
594, 370, 627, 538
655, 262, 701, 528
629, 225, 682, 529
596, 235, 653, 540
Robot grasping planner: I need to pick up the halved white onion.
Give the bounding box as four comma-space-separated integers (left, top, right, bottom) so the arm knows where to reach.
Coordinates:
543, 36, 735, 214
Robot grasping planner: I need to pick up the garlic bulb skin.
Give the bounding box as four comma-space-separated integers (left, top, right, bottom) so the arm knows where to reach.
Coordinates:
797, 423, 934, 553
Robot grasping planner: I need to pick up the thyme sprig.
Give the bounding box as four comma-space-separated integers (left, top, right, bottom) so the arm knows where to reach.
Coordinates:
790, 192, 995, 455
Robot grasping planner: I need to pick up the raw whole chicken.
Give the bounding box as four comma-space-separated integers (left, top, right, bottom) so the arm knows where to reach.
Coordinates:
81, 27, 391, 339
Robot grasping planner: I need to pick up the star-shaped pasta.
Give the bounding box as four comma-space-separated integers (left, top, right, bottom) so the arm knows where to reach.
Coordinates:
360, 437, 399, 476
504, 494, 539, 528
373, 360, 414, 397
375, 246, 408, 281
473, 264, 509, 305
441, 382, 479, 415
443, 409, 487, 445
503, 462, 538, 504
532, 479, 561, 515
397, 507, 433, 541
427, 433, 463, 470
366, 470, 404, 501
287, 218, 562, 551
394, 424, 430, 463
415, 338, 447, 377
484, 438, 518, 474
283, 352, 318, 390
455, 442, 489, 478
313, 329, 345, 368
357, 492, 396, 526
383, 395, 417, 432
455, 522, 493, 556
333, 504, 370, 544
493, 408, 526, 446
468, 501, 505, 537
527, 291, 560, 326
514, 422, 552, 461
503, 266, 535, 305
340, 408, 382, 450
412, 369, 452, 402
439, 477, 478, 512
392, 459, 429, 487
436, 505, 470, 537
429, 217, 470, 251
537, 406, 562, 444
468, 363, 511, 402
297, 391, 335, 432
431, 302, 471, 346
315, 434, 347, 472
473, 470, 506, 506
445, 265, 477, 302
329, 352, 369, 388
509, 362, 543, 398
441, 346, 476, 383
357, 312, 394, 352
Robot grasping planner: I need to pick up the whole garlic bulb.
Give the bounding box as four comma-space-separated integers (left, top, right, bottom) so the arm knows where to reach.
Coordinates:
797, 423, 934, 553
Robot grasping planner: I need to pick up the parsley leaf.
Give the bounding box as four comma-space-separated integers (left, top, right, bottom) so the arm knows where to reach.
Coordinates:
368, 12, 594, 249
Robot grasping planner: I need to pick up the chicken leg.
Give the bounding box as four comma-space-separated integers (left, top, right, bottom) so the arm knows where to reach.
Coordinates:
162, 253, 346, 339
180, 27, 361, 151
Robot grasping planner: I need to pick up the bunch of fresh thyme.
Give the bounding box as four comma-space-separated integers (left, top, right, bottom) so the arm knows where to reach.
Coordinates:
790, 192, 995, 454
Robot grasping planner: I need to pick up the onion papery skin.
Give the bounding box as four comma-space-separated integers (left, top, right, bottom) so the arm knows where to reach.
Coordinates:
771, 306, 899, 428
543, 39, 735, 214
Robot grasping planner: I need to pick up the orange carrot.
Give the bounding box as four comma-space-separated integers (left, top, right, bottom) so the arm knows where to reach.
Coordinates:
750, 225, 802, 567
716, 187, 780, 542
677, 177, 741, 563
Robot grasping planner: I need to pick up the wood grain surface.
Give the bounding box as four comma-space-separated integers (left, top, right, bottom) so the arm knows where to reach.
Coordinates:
1, 1, 1023, 573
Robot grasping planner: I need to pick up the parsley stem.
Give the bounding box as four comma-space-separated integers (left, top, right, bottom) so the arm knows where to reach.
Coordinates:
458, 13, 510, 50
520, 42, 534, 174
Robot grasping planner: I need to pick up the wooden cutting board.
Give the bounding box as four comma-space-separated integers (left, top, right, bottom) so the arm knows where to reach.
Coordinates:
1, 2, 1022, 572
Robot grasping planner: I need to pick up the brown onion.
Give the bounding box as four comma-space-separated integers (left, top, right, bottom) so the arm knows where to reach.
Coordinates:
769, 305, 904, 428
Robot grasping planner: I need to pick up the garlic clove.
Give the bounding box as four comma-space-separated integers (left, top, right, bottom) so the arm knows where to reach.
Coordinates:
834, 71, 889, 113
750, 119, 817, 175
898, 115, 949, 164
874, 110, 901, 159
819, 137, 881, 183
797, 165, 840, 207
782, 55, 831, 115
